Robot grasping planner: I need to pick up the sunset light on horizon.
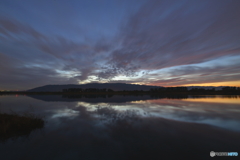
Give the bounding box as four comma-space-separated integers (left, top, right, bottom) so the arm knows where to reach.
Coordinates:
0, 0, 240, 90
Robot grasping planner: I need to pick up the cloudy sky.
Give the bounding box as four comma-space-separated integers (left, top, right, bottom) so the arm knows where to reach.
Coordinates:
0, 0, 240, 90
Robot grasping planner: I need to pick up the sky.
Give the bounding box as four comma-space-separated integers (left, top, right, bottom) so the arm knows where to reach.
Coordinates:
0, 0, 240, 90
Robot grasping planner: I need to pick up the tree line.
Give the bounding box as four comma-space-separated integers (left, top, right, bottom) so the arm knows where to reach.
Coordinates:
62, 88, 114, 93
62, 87, 240, 93
149, 87, 240, 93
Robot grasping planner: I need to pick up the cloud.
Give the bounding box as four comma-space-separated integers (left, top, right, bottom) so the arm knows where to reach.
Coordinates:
0, 17, 47, 41
145, 55, 240, 86
100, 0, 240, 79
0, 0, 240, 89
0, 17, 114, 88
0, 52, 81, 90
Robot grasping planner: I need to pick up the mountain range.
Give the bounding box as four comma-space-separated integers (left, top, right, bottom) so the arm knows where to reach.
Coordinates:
27, 83, 162, 92
27, 83, 228, 92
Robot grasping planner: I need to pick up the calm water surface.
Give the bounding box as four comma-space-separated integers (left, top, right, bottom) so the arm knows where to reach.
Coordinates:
0, 95, 240, 160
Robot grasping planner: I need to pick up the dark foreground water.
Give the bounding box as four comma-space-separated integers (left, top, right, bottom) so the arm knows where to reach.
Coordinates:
0, 95, 240, 160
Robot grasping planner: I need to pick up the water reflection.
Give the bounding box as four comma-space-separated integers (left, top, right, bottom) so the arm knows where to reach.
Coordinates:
0, 95, 239, 159
182, 96, 240, 104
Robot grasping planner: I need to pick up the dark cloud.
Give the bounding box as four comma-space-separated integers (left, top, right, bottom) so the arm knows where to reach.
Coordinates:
103, 0, 240, 77
147, 59, 240, 86
0, 53, 80, 90
0, 17, 114, 88
0, 0, 240, 89
0, 17, 47, 41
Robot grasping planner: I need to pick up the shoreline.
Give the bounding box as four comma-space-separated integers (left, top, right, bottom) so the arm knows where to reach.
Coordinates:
1, 91, 240, 95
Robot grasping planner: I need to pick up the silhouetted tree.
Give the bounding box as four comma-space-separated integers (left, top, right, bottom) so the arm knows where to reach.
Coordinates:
222, 87, 236, 91
107, 89, 114, 92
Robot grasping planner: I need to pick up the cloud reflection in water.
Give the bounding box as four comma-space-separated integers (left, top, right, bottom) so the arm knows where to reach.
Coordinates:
0, 95, 240, 159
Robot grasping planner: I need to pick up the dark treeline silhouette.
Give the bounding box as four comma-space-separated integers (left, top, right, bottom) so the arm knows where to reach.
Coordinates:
150, 87, 188, 92
62, 94, 114, 99
1, 86, 240, 95
150, 94, 189, 99
222, 87, 239, 91
62, 88, 114, 93
189, 88, 215, 92
62, 94, 189, 100
62, 87, 189, 93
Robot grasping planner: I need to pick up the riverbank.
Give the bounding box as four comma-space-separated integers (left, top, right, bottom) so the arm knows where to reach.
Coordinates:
0, 90, 240, 96
0, 112, 44, 141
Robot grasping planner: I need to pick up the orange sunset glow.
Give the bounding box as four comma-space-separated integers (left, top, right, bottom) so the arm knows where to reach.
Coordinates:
181, 81, 240, 87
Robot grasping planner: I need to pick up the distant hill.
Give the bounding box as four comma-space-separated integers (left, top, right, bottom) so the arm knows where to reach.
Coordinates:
27, 83, 163, 92
27, 83, 233, 92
